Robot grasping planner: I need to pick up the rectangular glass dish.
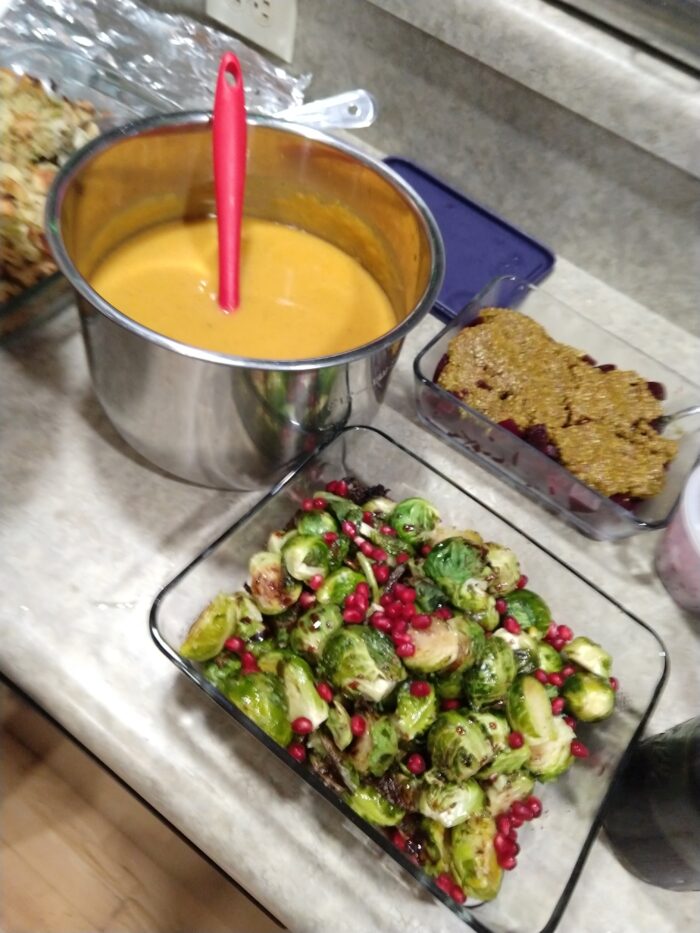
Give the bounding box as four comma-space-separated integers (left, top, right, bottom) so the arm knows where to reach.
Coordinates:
413, 276, 700, 540
150, 426, 667, 933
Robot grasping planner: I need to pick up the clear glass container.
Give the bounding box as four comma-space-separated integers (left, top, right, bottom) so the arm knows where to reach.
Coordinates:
413, 275, 700, 540
150, 425, 668, 933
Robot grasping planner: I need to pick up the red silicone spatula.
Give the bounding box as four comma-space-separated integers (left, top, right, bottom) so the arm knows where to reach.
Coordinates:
212, 52, 247, 311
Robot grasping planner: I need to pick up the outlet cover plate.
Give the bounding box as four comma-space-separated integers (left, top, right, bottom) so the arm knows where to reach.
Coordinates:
206, 0, 297, 62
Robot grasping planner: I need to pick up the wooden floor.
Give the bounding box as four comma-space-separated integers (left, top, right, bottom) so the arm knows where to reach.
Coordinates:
0, 687, 283, 933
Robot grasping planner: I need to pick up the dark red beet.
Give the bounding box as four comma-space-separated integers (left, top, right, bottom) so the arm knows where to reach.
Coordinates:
433, 353, 449, 381
498, 418, 523, 438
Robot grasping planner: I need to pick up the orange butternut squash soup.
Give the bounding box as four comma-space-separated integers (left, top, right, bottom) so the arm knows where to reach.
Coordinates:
89, 217, 397, 360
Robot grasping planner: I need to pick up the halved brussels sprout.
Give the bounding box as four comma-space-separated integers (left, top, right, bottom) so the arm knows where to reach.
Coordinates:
563, 636, 612, 678
449, 814, 503, 902
202, 654, 241, 692
403, 617, 471, 675
414, 578, 449, 613
361, 496, 396, 517
255, 647, 292, 674
420, 818, 449, 877
267, 529, 297, 554
282, 534, 331, 583
493, 627, 538, 674
296, 510, 338, 537
290, 604, 343, 660
484, 542, 521, 596
506, 674, 556, 741
350, 714, 399, 777
471, 711, 510, 753
180, 593, 235, 661
463, 637, 517, 708
320, 626, 406, 702
249, 551, 302, 615
225, 672, 292, 747
315, 568, 366, 606
423, 537, 488, 611
427, 711, 494, 782
228, 591, 266, 641
388, 497, 441, 545
281, 656, 329, 730
526, 716, 575, 781
326, 697, 353, 749
483, 770, 535, 816
356, 552, 380, 603
344, 784, 405, 826
477, 743, 532, 778
307, 730, 360, 794
536, 641, 564, 673
327, 533, 351, 572
501, 589, 551, 636
562, 671, 615, 722
313, 491, 362, 525
418, 771, 485, 828
393, 680, 438, 741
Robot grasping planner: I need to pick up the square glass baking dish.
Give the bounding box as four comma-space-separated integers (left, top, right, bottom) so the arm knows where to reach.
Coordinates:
150, 425, 667, 933
0, 43, 168, 339
413, 275, 700, 540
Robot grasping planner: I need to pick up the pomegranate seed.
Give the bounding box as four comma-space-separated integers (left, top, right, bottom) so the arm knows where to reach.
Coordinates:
341, 520, 357, 537
356, 582, 370, 598
509, 816, 523, 829
546, 622, 558, 640
363, 510, 374, 525
344, 593, 358, 609
380, 593, 392, 608
503, 616, 521, 634
534, 668, 548, 684
379, 524, 396, 536
396, 552, 410, 564
493, 832, 510, 856
359, 540, 374, 557
370, 613, 391, 632
420, 544, 432, 557
435, 873, 453, 894
557, 624, 574, 642
548, 672, 564, 688
551, 697, 566, 715
287, 742, 307, 763
241, 652, 259, 673
301, 498, 315, 511
561, 665, 576, 679
316, 682, 333, 702
411, 613, 432, 629
392, 632, 412, 646
398, 587, 417, 603
396, 641, 416, 658
322, 531, 338, 544
373, 547, 389, 563
355, 596, 369, 615
496, 815, 512, 836
441, 698, 460, 710
517, 574, 528, 589
386, 603, 401, 619
353, 535, 365, 547
350, 715, 366, 737
291, 716, 313, 735
308, 574, 324, 591
563, 715, 577, 729
312, 497, 327, 510
224, 636, 245, 653
495, 598, 508, 614
500, 855, 517, 871
451, 884, 466, 905
336, 480, 348, 496
401, 602, 416, 620
526, 796, 543, 819
406, 753, 426, 775
343, 608, 363, 624
610, 676, 619, 691
391, 829, 407, 851
434, 607, 452, 619
325, 480, 338, 493
298, 591, 316, 610
373, 563, 390, 584
508, 731, 525, 749
571, 739, 589, 758
551, 637, 566, 651
410, 680, 431, 698
391, 619, 409, 635
647, 381, 666, 401
511, 801, 531, 821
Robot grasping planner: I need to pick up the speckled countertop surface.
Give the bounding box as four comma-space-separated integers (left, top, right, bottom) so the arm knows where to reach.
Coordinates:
2, 257, 699, 932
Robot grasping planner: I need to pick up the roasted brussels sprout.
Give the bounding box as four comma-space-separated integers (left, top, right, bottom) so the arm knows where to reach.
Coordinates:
501, 589, 551, 636
361, 495, 396, 517
403, 617, 473, 675
536, 641, 564, 673
493, 627, 538, 674
280, 656, 329, 730
313, 491, 362, 525
180, 593, 235, 661
463, 637, 517, 708
484, 771, 535, 816
563, 636, 612, 678
483, 542, 521, 596
290, 604, 343, 660
388, 497, 441, 545
326, 533, 351, 572
477, 743, 531, 778
345, 784, 405, 826
315, 568, 366, 606
249, 551, 302, 615
296, 510, 338, 537
471, 711, 510, 753
326, 697, 353, 749
320, 626, 406, 702
418, 771, 485, 828
506, 674, 556, 741
414, 578, 449, 613
562, 671, 615, 722
267, 529, 297, 553
393, 681, 438, 741
427, 711, 494, 781
307, 729, 360, 793
526, 716, 575, 781
350, 714, 399, 777
449, 814, 503, 902
228, 591, 266, 641
423, 537, 486, 601
202, 654, 241, 692
282, 534, 331, 583
420, 817, 449, 877
225, 672, 292, 747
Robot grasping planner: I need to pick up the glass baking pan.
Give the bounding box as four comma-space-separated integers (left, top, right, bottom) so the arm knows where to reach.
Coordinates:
0, 43, 168, 339
150, 425, 667, 933
413, 275, 700, 541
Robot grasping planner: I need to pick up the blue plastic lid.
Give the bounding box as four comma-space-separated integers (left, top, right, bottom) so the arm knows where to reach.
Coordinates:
385, 157, 555, 321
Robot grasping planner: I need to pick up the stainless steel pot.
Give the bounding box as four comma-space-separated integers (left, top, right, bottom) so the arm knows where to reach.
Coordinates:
46, 112, 444, 489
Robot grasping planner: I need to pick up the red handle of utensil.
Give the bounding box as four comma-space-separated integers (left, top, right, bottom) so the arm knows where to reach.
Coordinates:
213, 52, 247, 311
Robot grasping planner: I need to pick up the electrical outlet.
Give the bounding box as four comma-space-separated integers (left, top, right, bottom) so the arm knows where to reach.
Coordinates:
206, 0, 297, 62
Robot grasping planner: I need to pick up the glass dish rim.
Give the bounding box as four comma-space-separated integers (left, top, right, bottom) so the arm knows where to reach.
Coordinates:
149, 424, 669, 933
412, 274, 700, 533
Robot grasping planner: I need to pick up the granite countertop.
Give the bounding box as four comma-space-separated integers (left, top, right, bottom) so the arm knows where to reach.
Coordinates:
2, 257, 699, 932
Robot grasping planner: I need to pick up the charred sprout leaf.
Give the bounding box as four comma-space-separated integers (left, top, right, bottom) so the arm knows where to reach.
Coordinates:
228, 592, 266, 640
308, 730, 360, 794
463, 637, 517, 708
289, 604, 343, 660
282, 534, 331, 583
420, 817, 450, 877
563, 636, 612, 678
320, 626, 406, 702
483, 542, 521, 597
267, 529, 297, 554
471, 711, 510, 753
526, 716, 575, 781
350, 714, 399, 777
225, 672, 292, 747
281, 656, 329, 729
361, 496, 396, 517
427, 711, 494, 781
418, 771, 486, 828
393, 681, 438, 741
296, 510, 338, 537
327, 533, 351, 572
389, 497, 441, 545
313, 491, 363, 525
493, 627, 538, 674
414, 578, 449, 613
506, 674, 556, 741
502, 589, 551, 636
423, 538, 487, 612
562, 671, 616, 722
316, 568, 366, 606
249, 551, 302, 615
477, 743, 531, 778
536, 641, 564, 673
449, 814, 503, 902
180, 593, 236, 661
345, 784, 405, 826
202, 655, 241, 692
326, 697, 353, 749
483, 771, 535, 816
